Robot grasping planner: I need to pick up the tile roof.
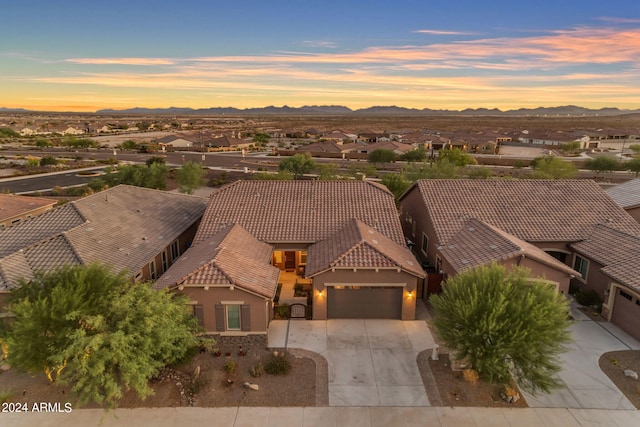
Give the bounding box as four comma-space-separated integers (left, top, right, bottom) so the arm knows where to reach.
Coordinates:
0, 185, 208, 290
570, 224, 640, 293
0, 194, 58, 222
570, 224, 640, 267
306, 219, 425, 278
406, 179, 640, 244
605, 179, 640, 209
439, 218, 577, 275
154, 224, 279, 298
194, 180, 405, 246
0, 203, 86, 258
601, 258, 640, 293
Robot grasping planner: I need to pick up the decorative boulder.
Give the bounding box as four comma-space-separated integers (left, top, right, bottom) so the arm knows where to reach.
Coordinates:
624, 370, 638, 380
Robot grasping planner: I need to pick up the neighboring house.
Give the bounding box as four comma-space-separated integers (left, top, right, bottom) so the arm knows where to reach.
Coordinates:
155, 180, 425, 335
297, 141, 351, 154
0, 194, 58, 229
356, 140, 415, 155
62, 126, 85, 135
206, 134, 253, 151
606, 179, 640, 223
398, 179, 640, 299
569, 225, 640, 340
155, 134, 196, 149
0, 185, 208, 312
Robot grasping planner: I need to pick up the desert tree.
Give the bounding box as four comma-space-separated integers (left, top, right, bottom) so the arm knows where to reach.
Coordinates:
5, 263, 200, 408
278, 153, 316, 179
626, 157, 640, 178
585, 156, 620, 175
430, 263, 572, 394
368, 148, 397, 165
530, 156, 577, 179
176, 161, 206, 194
438, 148, 477, 167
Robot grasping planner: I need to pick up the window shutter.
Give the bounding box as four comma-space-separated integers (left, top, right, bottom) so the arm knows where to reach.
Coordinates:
215, 304, 225, 332
241, 304, 251, 331
193, 305, 204, 327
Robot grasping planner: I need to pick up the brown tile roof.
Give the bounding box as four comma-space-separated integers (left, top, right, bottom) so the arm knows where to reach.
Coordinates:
306, 219, 425, 278
570, 225, 640, 292
605, 179, 640, 209
0, 185, 208, 290
194, 180, 405, 246
0, 203, 86, 258
405, 179, 640, 244
439, 218, 577, 275
0, 194, 58, 222
601, 258, 640, 293
154, 224, 279, 298
570, 224, 640, 267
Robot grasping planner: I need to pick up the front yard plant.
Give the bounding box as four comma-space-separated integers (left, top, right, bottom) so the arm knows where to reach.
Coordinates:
430, 263, 572, 395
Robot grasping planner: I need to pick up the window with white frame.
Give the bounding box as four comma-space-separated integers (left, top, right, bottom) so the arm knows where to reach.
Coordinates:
149, 260, 156, 280
573, 255, 589, 280
421, 233, 429, 257
170, 240, 180, 262
226, 305, 241, 330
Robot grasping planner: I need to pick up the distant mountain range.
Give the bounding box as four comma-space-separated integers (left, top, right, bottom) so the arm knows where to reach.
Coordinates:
95, 105, 640, 116
2, 105, 639, 116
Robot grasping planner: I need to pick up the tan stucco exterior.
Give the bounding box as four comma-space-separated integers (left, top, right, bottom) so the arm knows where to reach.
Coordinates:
311, 268, 419, 320
177, 286, 273, 335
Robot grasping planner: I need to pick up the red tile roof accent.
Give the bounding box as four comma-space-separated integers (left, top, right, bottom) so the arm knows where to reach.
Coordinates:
439, 218, 577, 275
194, 180, 405, 245
306, 219, 425, 278
154, 224, 279, 298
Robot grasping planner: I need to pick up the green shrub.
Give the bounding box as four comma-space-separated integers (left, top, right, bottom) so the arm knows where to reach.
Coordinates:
250, 362, 265, 378
224, 360, 236, 374
264, 351, 291, 375
575, 289, 602, 310
39, 156, 58, 166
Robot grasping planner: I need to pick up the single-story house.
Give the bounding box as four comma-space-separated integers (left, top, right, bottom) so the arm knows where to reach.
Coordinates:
155, 180, 425, 335
0, 185, 208, 313
398, 179, 640, 339
0, 194, 58, 229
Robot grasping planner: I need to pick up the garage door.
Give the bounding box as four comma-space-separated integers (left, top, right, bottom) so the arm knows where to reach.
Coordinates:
611, 288, 640, 341
327, 286, 403, 319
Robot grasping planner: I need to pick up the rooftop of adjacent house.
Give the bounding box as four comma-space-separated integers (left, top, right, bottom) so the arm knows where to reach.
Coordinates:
601, 254, 640, 293
306, 219, 425, 278
439, 218, 577, 275
194, 180, 405, 246
570, 224, 640, 268
154, 224, 279, 298
605, 178, 640, 209
0, 185, 208, 290
0, 194, 58, 222
404, 179, 640, 244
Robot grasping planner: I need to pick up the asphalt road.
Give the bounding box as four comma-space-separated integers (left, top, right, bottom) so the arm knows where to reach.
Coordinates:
0, 148, 635, 194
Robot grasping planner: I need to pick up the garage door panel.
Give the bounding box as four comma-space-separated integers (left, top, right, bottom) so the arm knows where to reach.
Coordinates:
327, 287, 402, 319
612, 290, 640, 341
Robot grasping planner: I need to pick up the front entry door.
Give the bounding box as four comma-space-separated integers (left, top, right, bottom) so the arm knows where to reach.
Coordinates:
284, 251, 296, 270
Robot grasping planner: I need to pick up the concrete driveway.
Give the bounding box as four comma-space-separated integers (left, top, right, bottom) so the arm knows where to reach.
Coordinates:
523, 301, 640, 410
268, 319, 435, 407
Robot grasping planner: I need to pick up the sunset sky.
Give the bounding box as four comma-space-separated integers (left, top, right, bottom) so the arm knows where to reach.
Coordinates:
2, 0, 640, 112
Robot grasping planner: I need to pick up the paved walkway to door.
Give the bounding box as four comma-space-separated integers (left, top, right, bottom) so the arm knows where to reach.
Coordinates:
268, 319, 435, 406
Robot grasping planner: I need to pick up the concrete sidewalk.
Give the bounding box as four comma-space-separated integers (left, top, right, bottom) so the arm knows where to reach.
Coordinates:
3, 406, 640, 427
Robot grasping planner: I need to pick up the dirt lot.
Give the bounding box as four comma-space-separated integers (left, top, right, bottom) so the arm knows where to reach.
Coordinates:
599, 350, 640, 409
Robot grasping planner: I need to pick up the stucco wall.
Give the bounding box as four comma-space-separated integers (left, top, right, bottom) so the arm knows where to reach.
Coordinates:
626, 206, 640, 224
400, 188, 440, 268
177, 286, 271, 334
312, 268, 418, 320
